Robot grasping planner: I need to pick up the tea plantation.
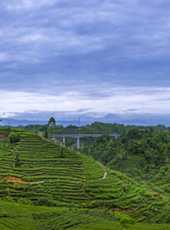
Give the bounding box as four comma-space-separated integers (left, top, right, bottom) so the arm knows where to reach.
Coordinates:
0, 127, 170, 229
0, 200, 170, 230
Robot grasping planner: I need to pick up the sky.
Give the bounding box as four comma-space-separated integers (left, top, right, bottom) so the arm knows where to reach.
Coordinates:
1, 0, 170, 120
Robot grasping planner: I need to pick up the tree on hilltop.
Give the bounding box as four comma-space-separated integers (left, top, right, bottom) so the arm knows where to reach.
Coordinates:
47, 117, 57, 137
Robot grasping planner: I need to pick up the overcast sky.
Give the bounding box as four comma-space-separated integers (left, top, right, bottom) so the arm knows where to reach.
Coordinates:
1, 0, 170, 120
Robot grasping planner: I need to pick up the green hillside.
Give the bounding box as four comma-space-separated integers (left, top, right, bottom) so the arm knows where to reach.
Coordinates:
0, 128, 103, 203
80, 128, 170, 182
0, 200, 170, 230
0, 127, 170, 229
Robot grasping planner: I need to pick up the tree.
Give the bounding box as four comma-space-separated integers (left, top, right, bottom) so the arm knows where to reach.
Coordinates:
47, 117, 57, 137
60, 148, 65, 158
45, 127, 48, 139
127, 127, 140, 139
15, 153, 21, 167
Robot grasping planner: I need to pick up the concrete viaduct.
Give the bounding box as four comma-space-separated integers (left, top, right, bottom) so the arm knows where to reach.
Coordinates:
52, 134, 121, 148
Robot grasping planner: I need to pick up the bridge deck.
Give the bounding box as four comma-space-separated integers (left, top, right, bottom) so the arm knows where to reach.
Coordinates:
53, 134, 120, 138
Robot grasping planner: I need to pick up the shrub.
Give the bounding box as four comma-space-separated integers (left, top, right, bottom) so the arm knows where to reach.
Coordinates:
15, 153, 21, 167
36, 196, 49, 206
102, 208, 109, 217
9, 132, 20, 143
60, 149, 65, 158
36, 196, 54, 206
165, 214, 170, 223
120, 216, 135, 226
154, 172, 164, 180
0, 212, 8, 217
114, 211, 135, 227
4, 196, 15, 203
17, 197, 33, 205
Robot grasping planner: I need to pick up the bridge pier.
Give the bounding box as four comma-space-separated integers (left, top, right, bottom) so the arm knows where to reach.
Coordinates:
52, 134, 121, 148
77, 137, 80, 148
63, 136, 65, 147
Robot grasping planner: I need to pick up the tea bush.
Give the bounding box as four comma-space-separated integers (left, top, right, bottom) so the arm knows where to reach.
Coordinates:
8, 132, 20, 143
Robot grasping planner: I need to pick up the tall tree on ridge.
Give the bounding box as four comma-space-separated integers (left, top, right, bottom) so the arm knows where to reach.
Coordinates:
47, 117, 57, 138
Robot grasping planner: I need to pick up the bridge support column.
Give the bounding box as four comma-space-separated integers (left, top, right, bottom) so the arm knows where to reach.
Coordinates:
77, 137, 80, 148
63, 136, 65, 147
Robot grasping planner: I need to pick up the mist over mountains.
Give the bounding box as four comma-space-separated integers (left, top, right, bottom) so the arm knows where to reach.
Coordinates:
1, 114, 170, 127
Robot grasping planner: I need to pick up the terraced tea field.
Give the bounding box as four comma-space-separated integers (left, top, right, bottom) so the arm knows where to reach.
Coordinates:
0, 200, 170, 230
0, 127, 169, 224
0, 200, 114, 230
84, 170, 167, 221
0, 128, 104, 203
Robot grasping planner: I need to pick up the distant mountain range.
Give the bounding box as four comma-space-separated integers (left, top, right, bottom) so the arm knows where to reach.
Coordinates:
1, 113, 170, 127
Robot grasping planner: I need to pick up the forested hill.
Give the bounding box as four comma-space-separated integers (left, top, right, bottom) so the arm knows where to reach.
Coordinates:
18, 122, 170, 147
19, 122, 126, 134
18, 122, 169, 134
80, 128, 170, 182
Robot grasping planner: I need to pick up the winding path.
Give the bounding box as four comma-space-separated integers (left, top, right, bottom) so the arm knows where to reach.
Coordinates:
97, 161, 107, 179
6, 180, 44, 184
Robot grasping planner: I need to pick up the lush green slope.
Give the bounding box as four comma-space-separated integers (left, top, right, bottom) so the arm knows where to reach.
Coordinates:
0, 200, 113, 230
72, 222, 170, 230
80, 128, 170, 181
0, 128, 105, 204
0, 200, 170, 230
0, 127, 169, 226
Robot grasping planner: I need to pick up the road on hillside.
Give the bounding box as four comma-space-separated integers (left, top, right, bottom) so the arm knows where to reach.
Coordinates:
97, 161, 107, 179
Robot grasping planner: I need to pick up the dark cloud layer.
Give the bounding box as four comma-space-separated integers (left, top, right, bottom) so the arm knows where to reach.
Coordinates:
0, 0, 170, 97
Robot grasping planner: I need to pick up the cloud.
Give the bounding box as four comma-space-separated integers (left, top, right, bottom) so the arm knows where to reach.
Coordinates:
0, 53, 9, 62
1, 87, 170, 120
4, 0, 57, 10
125, 109, 138, 112
1, 0, 170, 116
154, 98, 170, 101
